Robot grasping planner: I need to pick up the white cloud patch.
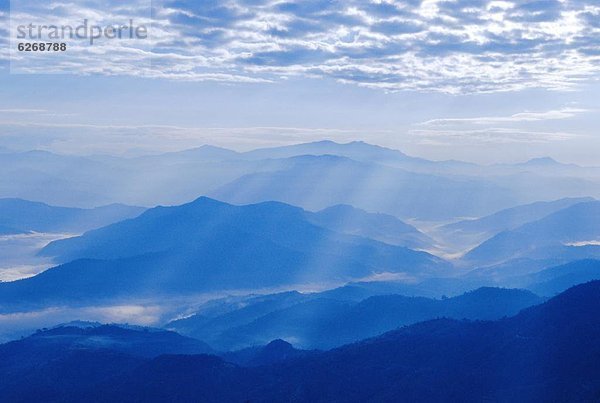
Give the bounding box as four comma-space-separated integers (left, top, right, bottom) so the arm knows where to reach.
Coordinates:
410, 127, 579, 144
0, 304, 166, 342
411, 106, 588, 143
2, 0, 600, 93
0, 109, 48, 113
0, 232, 73, 282
418, 107, 590, 126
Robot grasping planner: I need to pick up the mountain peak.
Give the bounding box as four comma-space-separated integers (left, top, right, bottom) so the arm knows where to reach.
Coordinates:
523, 157, 562, 166
246, 339, 301, 366
189, 196, 228, 206
264, 339, 294, 351
307, 140, 339, 146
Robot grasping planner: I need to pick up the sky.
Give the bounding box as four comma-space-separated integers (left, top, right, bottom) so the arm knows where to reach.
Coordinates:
0, 0, 599, 164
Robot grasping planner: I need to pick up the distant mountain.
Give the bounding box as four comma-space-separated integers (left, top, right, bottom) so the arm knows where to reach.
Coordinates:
243, 140, 426, 165
3, 281, 596, 402
0, 198, 446, 308
2, 143, 598, 219
464, 257, 565, 281
466, 259, 600, 295
306, 204, 434, 249
0, 198, 145, 234
439, 197, 594, 249
315, 276, 502, 300
243, 141, 511, 177
520, 157, 570, 167
493, 155, 600, 175
0, 148, 277, 207
170, 287, 542, 350
0, 150, 116, 207
212, 155, 518, 220
242, 142, 600, 178
464, 201, 600, 266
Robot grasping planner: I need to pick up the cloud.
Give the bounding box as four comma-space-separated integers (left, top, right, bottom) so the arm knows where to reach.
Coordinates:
418, 107, 590, 126
2, 0, 600, 93
411, 106, 588, 144
0, 303, 167, 341
410, 127, 579, 144
0, 108, 47, 113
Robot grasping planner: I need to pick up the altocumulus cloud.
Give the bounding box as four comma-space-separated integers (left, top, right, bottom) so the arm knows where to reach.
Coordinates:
3, 0, 600, 93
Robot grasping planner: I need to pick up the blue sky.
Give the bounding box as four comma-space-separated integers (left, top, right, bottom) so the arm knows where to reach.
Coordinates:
0, 0, 599, 164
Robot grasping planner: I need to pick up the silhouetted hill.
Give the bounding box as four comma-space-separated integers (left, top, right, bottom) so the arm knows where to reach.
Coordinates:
223, 339, 316, 367
0, 325, 212, 402
0, 325, 212, 361
0, 349, 145, 402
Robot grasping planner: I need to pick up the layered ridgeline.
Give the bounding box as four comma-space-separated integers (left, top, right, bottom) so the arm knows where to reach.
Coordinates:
0, 198, 448, 308
306, 204, 434, 250
166, 259, 600, 351
1, 141, 598, 221
514, 259, 600, 296
168, 287, 542, 350
464, 201, 600, 266
437, 197, 595, 250
1, 281, 599, 402
210, 148, 598, 220
211, 155, 520, 221
0, 198, 145, 234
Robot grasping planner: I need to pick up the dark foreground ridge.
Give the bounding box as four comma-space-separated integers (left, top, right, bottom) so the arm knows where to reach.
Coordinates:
1, 281, 600, 402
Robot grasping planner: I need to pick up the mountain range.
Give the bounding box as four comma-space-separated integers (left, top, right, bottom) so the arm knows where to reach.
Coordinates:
1, 281, 599, 402
437, 197, 595, 250
0, 197, 448, 309
169, 286, 542, 350
307, 204, 434, 249
2, 141, 598, 221
0, 138, 599, 401
210, 154, 521, 220
464, 201, 600, 266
